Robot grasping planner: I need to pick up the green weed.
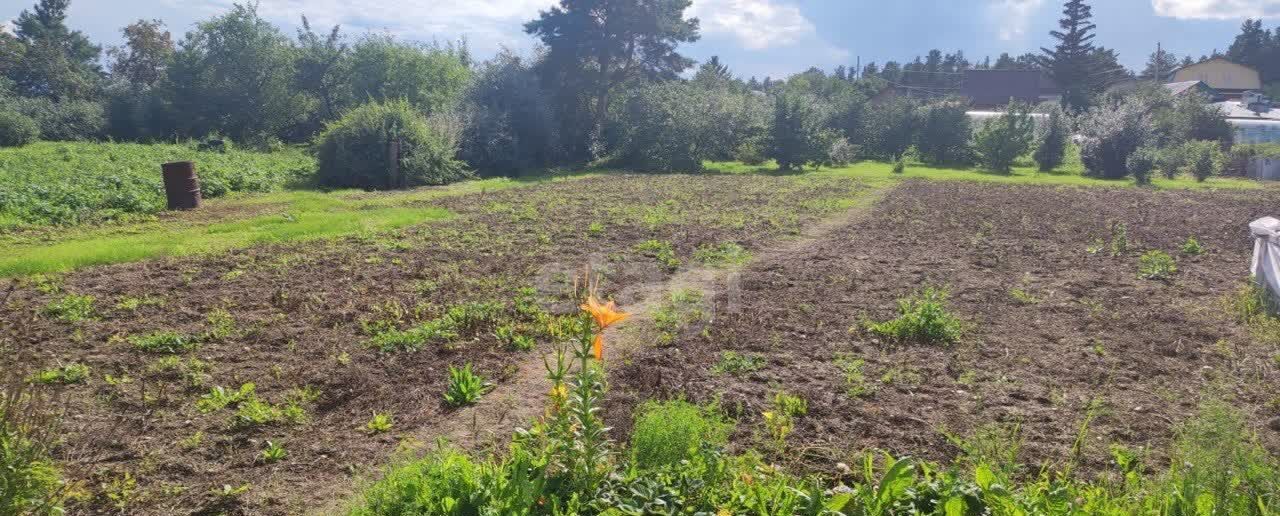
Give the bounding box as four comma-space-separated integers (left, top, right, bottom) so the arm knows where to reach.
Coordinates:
834, 353, 874, 398
1181, 236, 1205, 256
868, 287, 965, 345
366, 412, 394, 434
635, 240, 681, 270
41, 293, 95, 322
629, 400, 731, 471
1138, 250, 1177, 280
710, 351, 766, 376
693, 242, 752, 267
443, 364, 490, 408
30, 363, 90, 385
260, 441, 287, 464
652, 289, 705, 346
128, 331, 198, 354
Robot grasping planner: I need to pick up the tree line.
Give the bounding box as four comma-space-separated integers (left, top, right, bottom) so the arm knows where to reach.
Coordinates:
0, 0, 1274, 185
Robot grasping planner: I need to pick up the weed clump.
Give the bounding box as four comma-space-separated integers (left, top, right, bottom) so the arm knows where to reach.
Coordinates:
868, 287, 965, 345
629, 400, 731, 471
129, 331, 199, 354
443, 364, 490, 407
1138, 250, 1177, 280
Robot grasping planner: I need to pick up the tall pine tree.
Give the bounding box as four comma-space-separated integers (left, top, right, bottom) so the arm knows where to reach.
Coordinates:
1, 0, 102, 100
1038, 0, 1101, 111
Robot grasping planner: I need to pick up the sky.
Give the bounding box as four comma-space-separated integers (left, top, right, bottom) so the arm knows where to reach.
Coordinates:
4, 0, 1279, 80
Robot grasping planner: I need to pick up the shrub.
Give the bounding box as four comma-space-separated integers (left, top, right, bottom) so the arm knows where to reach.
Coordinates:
1078, 96, 1154, 179
1157, 144, 1188, 179
617, 82, 712, 172
973, 101, 1035, 174
768, 91, 834, 171
868, 287, 965, 344
1138, 250, 1177, 280
1033, 106, 1069, 172
1182, 140, 1224, 182
0, 109, 39, 147
1126, 146, 1158, 185
629, 400, 731, 471
443, 364, 489, 407
459, 51, 560, 176
1158, 92, 1232, 146
315, 100, 470, 190
828, 137, 859, 166
892, 157, 906, 174
15, 98, 105, 142
347, 446, 485, 515
914, 98, 973, 166
861, 97, 916, 160
734, 140, 766, 165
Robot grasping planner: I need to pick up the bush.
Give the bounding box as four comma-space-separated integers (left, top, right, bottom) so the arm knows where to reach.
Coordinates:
861, 97, 916, 160
1078, 96, 1154, 179
1127, 146, 1158, 185
914, 98, 973, 166
1157, 145, 1188, 179
767, 91, 834, 171
316, 100, 470, 189
1033, 106, 1068, 172
828, 137, 859, 165
3, 97, 104, 141
0, 109, 39, 147
734, 140, 766, 165
616, 82, 714, 172
1182, 140, 1224, 182
629, 400, 732, 471
1158, 92, 1232, 146
973, 101, 1035, 173
459, 51, 560, 176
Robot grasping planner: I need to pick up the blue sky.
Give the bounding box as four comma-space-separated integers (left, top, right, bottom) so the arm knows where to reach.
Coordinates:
5, 0, 1279, 79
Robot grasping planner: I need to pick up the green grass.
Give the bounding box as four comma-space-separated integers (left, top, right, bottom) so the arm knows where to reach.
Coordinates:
706, 159, 1267, 190
0, 141, 314, 228
0, 173, 581, 277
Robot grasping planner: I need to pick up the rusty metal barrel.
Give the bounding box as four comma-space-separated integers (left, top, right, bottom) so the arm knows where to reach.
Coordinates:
161, 161, 202, 210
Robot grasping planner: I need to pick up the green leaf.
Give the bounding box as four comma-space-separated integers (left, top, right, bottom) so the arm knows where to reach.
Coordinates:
944, 496, 967, 516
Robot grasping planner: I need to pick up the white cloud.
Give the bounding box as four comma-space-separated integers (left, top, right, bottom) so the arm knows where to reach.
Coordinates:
689, 0, 815, 50
1152, 0, 1280, 19
987, 0, 1044, 41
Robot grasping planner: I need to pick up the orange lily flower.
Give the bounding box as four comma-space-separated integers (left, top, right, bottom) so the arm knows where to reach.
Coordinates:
581, 295, 629, 329
592, 334, 604, 361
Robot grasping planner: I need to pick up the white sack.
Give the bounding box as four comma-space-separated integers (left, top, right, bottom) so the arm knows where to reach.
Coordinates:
1250, 217, 1280, 309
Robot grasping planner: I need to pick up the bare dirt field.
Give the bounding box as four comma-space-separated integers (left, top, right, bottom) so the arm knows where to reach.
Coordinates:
611, 180, 1280, 477
3, 173, 874, 515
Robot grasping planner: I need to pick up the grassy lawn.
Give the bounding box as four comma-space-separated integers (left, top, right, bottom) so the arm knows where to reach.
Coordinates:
708, 159, 1267, 190
0, 176, 554, 277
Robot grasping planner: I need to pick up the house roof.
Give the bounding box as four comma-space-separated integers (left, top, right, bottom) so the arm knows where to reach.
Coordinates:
1170, 57, 1258, 76
961, 69, 1056, 107
1164, 80, 1214, 96
1214, 101, 1280, 120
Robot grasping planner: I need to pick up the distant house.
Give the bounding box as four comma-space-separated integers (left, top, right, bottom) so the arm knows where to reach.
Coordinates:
961, 69, 1059, 108
1104, 79, 1217, 99
1170, 58, 1261, 98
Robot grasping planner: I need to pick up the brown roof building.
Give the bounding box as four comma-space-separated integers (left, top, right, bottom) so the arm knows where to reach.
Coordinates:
961, 69, 1060, 108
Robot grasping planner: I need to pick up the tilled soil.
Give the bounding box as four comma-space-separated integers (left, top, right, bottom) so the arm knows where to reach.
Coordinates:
2, 173, 873, 515
611, 180, 1280, 477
